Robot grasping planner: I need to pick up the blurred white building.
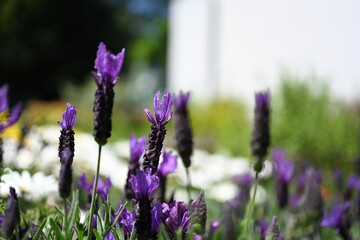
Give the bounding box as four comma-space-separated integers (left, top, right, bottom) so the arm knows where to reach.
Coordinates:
167, 0, 360, 104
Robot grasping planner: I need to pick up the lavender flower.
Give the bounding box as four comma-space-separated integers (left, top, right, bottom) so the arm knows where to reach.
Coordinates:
2, 187, 20, 238
143, 91, 174, 174
191, 191, 207, 235
272, 148, 294, 208
258, 219, 268, 240
129, 169, 159, 200
0, 84, 22, 132
58, 103, 76, 198
321, 202, 352, 240
114, 203, 136, 236
130, 169, 159, 240
232, 173, 254, 187
231, 173, 253, 217
209, 220, 220, 237
266, 216, 281, 240
92, 42, 125, 145
125, 134, 146, 200
162, 201, 191, 239
155, 149, 178, 203
174, 91, 193, 168
221, 202, 236, 240
79, 173, 112, 202
251, 91, 270, 172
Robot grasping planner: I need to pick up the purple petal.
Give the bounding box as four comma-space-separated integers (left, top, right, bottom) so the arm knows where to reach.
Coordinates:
157, 149, 178, 177
144, 109, 156, 125
151, 203, 162, 234
58, 103, 77, 129
0, 84, 9, 113
130, 134, 146, 163
129, 169, 159, 199
174, 91, 191, 111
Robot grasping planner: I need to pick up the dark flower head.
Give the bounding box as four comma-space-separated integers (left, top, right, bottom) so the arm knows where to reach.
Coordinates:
162, 201, 191, 234
321, 201, 351, 231
93, 42, 125, 87
59, 148, 73, 198
129, 169, 159, 199
2, 187, 20, 238
151, 203, 162, 235
157, 149, 178, 177
272, 148, 294, 183
144, 91, 174, 128
130, 134, 146, 163
303, 168, 323, 220
79, 173, 112, 202
233, 172, 254, 187
251, 90, 270, 171
174, 91, 191, 112
266, 216, 281, 240
57, 103, 77, 130
0, 85, 22, 132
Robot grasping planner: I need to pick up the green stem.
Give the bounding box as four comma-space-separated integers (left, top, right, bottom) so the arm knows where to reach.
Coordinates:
87, 144, 102, 239
63, 198, 68, 239
186, 168, 192, 200
243, 172, 259, 239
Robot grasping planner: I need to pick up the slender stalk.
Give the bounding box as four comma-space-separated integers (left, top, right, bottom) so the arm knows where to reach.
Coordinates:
242, 172, 259, 239
87, 144, 102, 239
186, 168, 192, 200
63, 198, 68, 239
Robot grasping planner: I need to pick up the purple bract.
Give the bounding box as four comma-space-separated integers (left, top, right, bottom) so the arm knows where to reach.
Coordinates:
92, 42, 125, 87
162, 201, 191, 234
129, 169, 159, 199
78, 173, 112, 202
0, 85, 22, 132
151, 203, 162, 235
174, 91, 191, 112
144, 91, 174, 128
57, 103, 77, 130
157, 149, 178, 177
130, 134, 146, 163
232, 172, 254, 187
272, 148, 294, 183
321, 201, 351, 231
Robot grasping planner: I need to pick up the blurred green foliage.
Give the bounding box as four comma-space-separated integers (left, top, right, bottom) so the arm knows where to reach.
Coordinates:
271, 75, 360, 170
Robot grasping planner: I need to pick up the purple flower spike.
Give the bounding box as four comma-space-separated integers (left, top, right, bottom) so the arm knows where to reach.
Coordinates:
93, 42, 125, 87
58, 103, 77, 130
251, 90, 270, 172
0, 85, 23, 132
157, 149, 178, 177
321, 201, 351, 238
272, 148, 294, 182
162, 201, 191, 235
144, 91, 174, 128
174, 91, 191, 112
79, 173, 112, 202
2, 187, 20, 238
130, 134, 146, 163
151, 203, 162, 235
129, 169, 159, 199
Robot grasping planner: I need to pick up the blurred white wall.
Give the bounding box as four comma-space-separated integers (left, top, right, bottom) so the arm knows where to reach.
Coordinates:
167, 0, 360, 104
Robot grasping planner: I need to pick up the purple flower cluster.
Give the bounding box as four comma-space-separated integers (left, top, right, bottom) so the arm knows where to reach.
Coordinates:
144, 91, 173, 129
129, 169, 159, 200
162, 201, 191, 237
79, 173, 112, 202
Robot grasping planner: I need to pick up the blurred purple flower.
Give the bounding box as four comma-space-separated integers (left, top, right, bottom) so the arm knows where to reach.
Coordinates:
151, 203, 162, 235
193, 234, 203, 240
251, 90, 270, 172
258, 219, 268, 240
79, 173, 112, 202
272, 148, 294, 182
157, 149, 178, 177
346, 175, 360, 190
130, 134, 146, 163
210, 220, 220, 236
162, 201, 191, 235
0, 85, 22, 132
174, 91, 191, 112
144, 91, 173, 128
129, 169, 159, 199
321, 202, 351, 232
92, 42, 125, 87
232, 172, 254, 187
57, 103, 77, 129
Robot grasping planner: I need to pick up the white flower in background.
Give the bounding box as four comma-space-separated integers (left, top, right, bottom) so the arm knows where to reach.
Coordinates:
0, 169, 58, 201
